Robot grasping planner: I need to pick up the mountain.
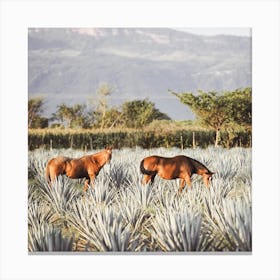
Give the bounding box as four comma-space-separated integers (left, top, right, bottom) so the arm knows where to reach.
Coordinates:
28, 28, 251, 120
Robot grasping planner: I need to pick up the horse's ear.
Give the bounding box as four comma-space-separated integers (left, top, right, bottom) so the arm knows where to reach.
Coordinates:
105, 146, 113, 151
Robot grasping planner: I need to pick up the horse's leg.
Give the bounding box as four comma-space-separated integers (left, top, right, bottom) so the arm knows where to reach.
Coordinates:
83, 178, 90, 192
202, 175, 210, 188
86, 173, 96, 190
89, 174, 95, 188
178, 178, 186, 194
48, 166, 59, 187
83, 170, 96, 192
142, 174, 152, 185
185, 175, 192, 189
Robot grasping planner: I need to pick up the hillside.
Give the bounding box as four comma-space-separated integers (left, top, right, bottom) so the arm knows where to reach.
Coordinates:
28, 28, 251, 120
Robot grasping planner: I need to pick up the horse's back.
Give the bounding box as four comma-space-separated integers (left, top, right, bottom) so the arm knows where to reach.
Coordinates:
141, 155, 161, 172
48, 156, 71, 165
143, 155, 158, 161
46, 156, 71, 178
144, 155, 190, 166
175, 155, 195, 167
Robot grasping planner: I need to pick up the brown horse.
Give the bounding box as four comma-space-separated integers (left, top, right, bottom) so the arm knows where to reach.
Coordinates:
140, 155, 214, 193
46, 147, 112, 191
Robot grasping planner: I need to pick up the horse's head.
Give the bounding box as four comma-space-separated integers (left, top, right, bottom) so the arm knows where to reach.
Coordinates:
203, 171, 215, 187
105, 146, 113, 163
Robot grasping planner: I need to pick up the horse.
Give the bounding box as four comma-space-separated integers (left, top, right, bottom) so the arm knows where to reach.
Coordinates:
140, 155, 214, 193
45, 147, 112, 192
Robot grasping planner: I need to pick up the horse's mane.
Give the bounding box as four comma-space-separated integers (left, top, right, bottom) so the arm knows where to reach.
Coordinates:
189, 157, 210, 172
90, 148, 112, 164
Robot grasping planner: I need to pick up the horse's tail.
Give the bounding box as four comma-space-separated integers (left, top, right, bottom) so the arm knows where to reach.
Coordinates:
140, 159, 157, 176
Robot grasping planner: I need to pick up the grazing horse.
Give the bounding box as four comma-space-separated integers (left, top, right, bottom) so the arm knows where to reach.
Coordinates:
140, 155, 214, 193
46, 147, 112, 191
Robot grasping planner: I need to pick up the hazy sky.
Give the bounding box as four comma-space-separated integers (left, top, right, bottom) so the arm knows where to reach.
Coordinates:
175, 28, 251, 37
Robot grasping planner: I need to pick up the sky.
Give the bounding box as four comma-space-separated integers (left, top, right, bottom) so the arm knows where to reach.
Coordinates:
175, 28, 251, 37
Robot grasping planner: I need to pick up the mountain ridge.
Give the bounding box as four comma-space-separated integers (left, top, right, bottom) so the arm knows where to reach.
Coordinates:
28, 28, 251, 120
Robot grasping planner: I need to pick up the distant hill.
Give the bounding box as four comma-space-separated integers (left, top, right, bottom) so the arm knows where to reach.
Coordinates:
28, 28, 251, 120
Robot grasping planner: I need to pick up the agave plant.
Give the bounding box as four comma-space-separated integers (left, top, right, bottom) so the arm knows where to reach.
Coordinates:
28, 223, 74, 252
28, 146, 252, 252
105, 160, 134, 188
67, 201, 142, 252
127, 181, 156, 209
149, 207, 203, 251
84, 177, 116, 207
203, 195, 252, 251
28, 201, 57, 230
117, 198, 149, 230
39, 177, 81, 216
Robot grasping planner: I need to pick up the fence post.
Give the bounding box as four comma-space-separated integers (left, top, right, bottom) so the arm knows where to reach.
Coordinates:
90, 137, 93, 150
180, 135, 183, 150
50, 139, 53, 151
70, 136, 73, 149
192, 132, 196, 149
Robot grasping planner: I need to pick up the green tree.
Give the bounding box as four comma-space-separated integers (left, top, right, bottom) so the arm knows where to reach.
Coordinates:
52, 103, 88, 128
224, 88, 252, 127
32, 117, 49, 128
100, 107, 125, 129
222, 88, 252, 147
28, 97, 48, 128
170, 88, 251, 147
121, 99, 170, 128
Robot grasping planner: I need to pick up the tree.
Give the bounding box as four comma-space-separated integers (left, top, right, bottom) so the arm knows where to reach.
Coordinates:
121, 99, 170, 128
32, 117, 49, 128
99, 107, 125, 129
94, 83, 112, 129
170, 88, 252, 147
28, 97, 48, 128
224, 88, 252, 127
52, 103, 88, 128
222, 88, 252, 147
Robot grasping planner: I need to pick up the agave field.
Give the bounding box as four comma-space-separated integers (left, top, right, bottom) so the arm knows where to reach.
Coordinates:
28, 146, 252, 252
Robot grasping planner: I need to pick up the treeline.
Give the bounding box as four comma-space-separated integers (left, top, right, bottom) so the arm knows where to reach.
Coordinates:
28, 86, 252, 149
28, 84, 169, 130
